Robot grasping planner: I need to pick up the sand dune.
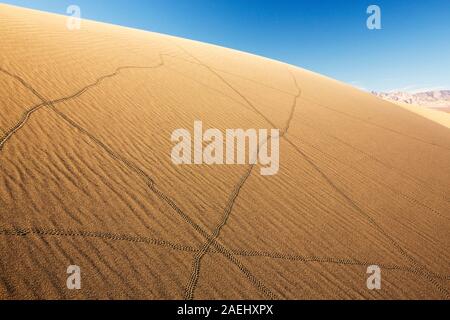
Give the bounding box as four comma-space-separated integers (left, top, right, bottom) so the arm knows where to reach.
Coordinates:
0, 4, 449, 300
390, 102, 450, 129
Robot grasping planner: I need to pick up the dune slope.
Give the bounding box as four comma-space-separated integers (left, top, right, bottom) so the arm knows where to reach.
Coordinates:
0, 4, 449, 300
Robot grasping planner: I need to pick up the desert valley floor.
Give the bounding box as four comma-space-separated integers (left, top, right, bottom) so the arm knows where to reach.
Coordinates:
0, 4, 449, 299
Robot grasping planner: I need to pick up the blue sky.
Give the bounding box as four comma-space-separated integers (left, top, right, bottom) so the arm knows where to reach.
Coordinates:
3, 0, 450, 92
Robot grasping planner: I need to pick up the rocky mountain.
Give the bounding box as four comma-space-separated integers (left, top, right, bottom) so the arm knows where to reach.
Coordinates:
373, 90, 450, 112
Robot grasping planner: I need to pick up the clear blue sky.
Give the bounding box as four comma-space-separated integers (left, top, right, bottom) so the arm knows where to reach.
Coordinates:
3, 0, 450, 92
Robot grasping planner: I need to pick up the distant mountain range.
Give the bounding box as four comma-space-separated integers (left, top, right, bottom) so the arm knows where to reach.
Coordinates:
372, 90, 450, 112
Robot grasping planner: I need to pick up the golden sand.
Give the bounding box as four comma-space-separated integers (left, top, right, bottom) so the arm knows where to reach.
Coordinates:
0, 4, 449, 299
